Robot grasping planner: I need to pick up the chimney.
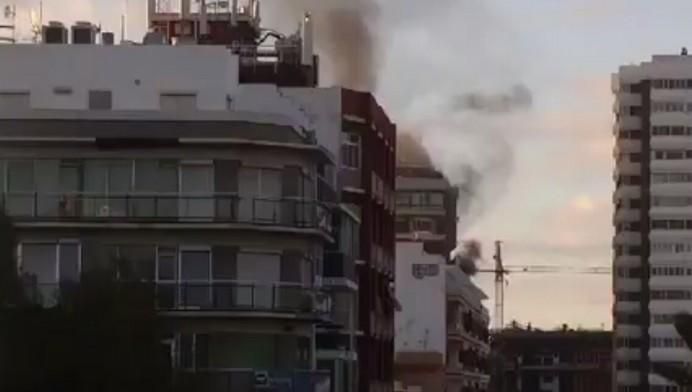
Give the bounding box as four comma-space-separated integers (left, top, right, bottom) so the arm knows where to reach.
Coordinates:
301, 12, 314, 66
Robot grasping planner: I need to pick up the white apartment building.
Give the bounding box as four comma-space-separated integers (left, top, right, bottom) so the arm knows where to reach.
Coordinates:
394, 135, 490, 392
0, 22, 361, 392
613, 51, 692, 392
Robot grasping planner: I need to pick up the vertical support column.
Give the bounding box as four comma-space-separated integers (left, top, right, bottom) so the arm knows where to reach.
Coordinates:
638, 80, 652, 392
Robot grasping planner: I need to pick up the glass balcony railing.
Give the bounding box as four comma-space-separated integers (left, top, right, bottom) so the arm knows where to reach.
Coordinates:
1, 193, 332, 235
23, 282, 333, 316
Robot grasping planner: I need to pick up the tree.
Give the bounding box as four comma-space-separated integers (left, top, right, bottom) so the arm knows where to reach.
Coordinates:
0, 269, 184, 392
653, 313, 692, 389
0, 211, 23, 305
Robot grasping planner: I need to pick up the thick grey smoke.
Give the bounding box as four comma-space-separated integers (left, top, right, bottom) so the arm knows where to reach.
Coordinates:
269, 0, 379, 91
424, 86, 529, 231
451, 84, 533, 114
453, 240, 482, 276
378, 0, 530, 233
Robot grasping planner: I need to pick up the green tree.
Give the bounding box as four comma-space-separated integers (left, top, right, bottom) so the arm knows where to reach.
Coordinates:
0, 212, 193, 391
0, 211, 23, 305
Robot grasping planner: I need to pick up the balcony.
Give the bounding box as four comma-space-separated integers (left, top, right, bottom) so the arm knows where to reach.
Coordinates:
25, 282, 332, 318
176, 369, 331, 392
1, 193, 332, 236
323, 252, 357, 285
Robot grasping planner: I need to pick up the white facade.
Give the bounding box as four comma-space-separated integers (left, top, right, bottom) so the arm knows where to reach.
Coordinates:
395, 241, 447, 357
613, 54, 692, 392
0, 44, 342, 161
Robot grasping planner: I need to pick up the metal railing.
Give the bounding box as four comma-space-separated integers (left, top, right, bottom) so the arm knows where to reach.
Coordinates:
24, 282, 332, 315
176, 369, 331, 392
1, 192, 332, 234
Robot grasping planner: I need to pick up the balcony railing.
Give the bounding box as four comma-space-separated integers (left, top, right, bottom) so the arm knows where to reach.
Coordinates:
24, 282, 332, 316
176, 369, 331, 392
1, 193, 332, 235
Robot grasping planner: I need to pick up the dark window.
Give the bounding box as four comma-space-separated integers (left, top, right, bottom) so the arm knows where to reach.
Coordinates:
670, 220, 685, 230
652, 220, 668, 230
88, 90, 113, 110
630, 153, 642, 162
629, 267, 642, 278
629, 106, 642, 116
630, 199, 641, 209
627, 246, 642, 256
395, 217, 409, 233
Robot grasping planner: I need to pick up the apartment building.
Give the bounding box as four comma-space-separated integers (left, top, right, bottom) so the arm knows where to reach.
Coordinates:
492, 328, 612, 392
394, 135, 489, 392
0, 6, 350, 392
445, 269, 491, 392
612, 52, 692, 392
338, 89, 397, 392
0, 2, 398, 391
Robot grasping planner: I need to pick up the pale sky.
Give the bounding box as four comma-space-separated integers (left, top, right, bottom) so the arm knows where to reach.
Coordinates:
7, 0, 692, 329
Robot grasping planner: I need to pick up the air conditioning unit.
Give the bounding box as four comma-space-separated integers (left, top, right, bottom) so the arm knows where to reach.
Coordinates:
98, 205, 110, 217
254, 371, 269, 388
43, 21, 68, 44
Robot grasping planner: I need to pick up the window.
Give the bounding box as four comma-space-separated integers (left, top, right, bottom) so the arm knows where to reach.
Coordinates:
116, 245, 156, 281
652, 220, 690, 230
88, 90, 112, 110
179, 248, 212, 307
652, 196, 692, 207
341, 133, 361, 170
21, 242, 81, 306
653, 150, 691, 160
395, 217, 409, 233
412, 217, 435, 233
157, 247, 177, 281
651, 290, 692, 300
6, 160, 35, 216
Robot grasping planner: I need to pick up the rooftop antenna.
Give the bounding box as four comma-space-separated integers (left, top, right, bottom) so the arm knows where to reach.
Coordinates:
120, 14, 125, 42
123, 0, 128, 41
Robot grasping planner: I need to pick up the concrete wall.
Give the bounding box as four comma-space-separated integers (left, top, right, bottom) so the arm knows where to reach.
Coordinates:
395, 241, 446, 357
281, 87, 343, 166
0, 45, 339, 153
0, 45, 238, 111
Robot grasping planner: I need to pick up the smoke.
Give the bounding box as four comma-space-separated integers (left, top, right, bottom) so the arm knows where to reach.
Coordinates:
452, 240, 483, 276
451, 84, 533, 114
269, 0, 379, 91
377, 0, 532, 232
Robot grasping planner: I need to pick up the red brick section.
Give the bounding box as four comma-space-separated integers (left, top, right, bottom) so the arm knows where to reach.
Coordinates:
341, 89, 396, 392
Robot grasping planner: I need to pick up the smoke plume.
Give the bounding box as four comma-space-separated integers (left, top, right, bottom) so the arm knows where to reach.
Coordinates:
453, 240, 482, 276
270, 0, 379, 91
451, 84, 533, 114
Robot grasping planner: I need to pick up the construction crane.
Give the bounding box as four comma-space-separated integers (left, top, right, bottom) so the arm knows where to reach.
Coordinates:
478, 241, 611, 330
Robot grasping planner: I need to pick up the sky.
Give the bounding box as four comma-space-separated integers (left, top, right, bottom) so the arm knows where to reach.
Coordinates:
6, 0, 692, 329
